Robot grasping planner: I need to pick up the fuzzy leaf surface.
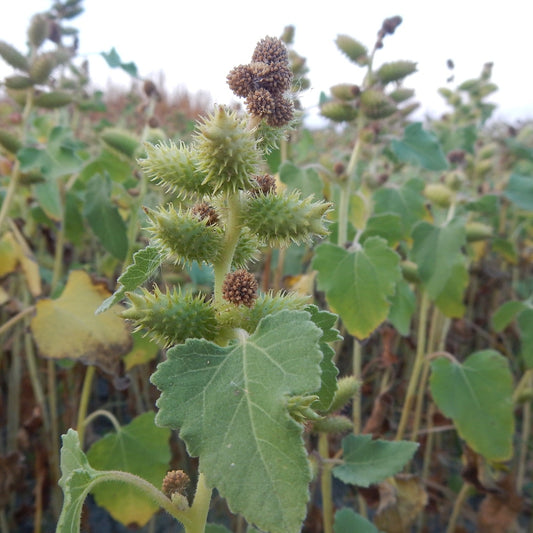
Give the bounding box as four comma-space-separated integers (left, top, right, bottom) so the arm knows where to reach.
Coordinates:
57, 430, 103, 533
390, 123, 448, 171
430, 350, 514, 460
86, 412, 171, 527
151, 310, 323, 533
334, 508, 380, 533
332, 434, 418, 487
313, 237, 401, 339
306, 305, 341, 411
96, 246, 162, 314
279, 160, 323, 198
411, 220, 467, 317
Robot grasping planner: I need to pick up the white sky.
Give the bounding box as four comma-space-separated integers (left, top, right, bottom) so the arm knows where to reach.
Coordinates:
1, 0, 531, 125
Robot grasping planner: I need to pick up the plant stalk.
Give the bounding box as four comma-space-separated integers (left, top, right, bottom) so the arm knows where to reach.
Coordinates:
319, 433, 334, 533
76, 365, 96, 445
396, 291, 430, 441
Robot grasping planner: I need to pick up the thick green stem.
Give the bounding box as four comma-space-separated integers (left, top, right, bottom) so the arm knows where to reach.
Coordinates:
396, 292, 430, 441
186, 472, 212, 533
516, 369, 533, 492
213, 192, 242, 305
319, 433, 334, 533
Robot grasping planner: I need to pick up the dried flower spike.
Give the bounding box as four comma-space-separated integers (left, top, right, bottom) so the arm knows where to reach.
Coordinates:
252, 36, 288, 65
191, 202, 219, 226
251, 174, 277, 196
222, 269, 258, 307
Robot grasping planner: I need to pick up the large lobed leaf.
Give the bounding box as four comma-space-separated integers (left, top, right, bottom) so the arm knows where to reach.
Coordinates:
430, 350, 515, 461
313, 237, 401, 340
151, 310, 323, 533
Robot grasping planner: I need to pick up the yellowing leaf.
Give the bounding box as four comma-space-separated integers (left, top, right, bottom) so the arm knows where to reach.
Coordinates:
31, 270, 132, 374
0, 231, 41, 296
123, 331, 159, 371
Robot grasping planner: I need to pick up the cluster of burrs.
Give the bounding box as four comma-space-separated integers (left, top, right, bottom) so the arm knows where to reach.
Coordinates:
226, 36, 294, 127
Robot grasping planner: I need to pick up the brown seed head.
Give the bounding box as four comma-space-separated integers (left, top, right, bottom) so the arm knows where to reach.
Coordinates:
251, 174, 277, 196
381, 16, 403, 35
250, 61, 292, 95
246, 88, 276, 119
227, 64, 255, 98
447, 149, 466, 164
266, 96, 294, 127
252, 36, 288, 64
222, 269, 258, 307
162, 470, 190, 497
191, 202, 219, 226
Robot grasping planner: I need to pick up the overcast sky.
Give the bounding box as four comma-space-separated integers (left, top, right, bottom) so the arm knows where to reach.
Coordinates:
1, 0, 531, 125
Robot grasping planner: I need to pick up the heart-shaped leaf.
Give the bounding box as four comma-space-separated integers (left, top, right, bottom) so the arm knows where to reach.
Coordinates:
313, 237, 401, 339
151, 310, 323, 533
332, 434, 418, 487
430, 350, 514, 460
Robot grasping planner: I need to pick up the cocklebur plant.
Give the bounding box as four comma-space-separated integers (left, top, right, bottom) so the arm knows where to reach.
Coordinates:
57, 36, 343, 533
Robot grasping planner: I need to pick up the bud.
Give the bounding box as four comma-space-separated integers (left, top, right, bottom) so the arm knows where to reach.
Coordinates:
122, 287, 218, 347
330, 83, 360, 101
222, 269, 258, 307
474, 159, 493, 178
327, 376, 360, 413
360, 90, 397, 119
320, 101, 357, 122
194, 106, 260, 195
231, 228, 261, 269
0, 41, 29, 71
28, 14, 49, 49
4, 75, 33, 90
312, 415, 353, 434
241, 192, 331, 247
465, 221, 493, 242
389, 87, 415, 103
162, 470, 190, 498
141, 141, 209, 198
477, 142, 498, 160
424, 183, 454, 208
0, 129, 22, 155
33, 91, 72, 109
335, 35, 368, 65
401, 261, 420, 283
376, 61, 417, 84
145, 206, 224, 265
29, 53, 57, 84
252, 36, 288, 65
280, 25, 295, 45
101, 128, 139, 159
443, 171, 464, 191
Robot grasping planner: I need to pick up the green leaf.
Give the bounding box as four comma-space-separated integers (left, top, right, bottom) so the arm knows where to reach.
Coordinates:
391, 123, 449, 171
81, 150, 132, 184
492, 300, 528, 332
439, 124, 477, 154
279, 161, 323, 198
411, 219, 467, 317
517, 309, 533, 368
151, 310, 323, 533
306, 305, 341, 411
465, 194, 499, 214
101, 48, 138, 77
504, 173, 533, 210
65, 192, 85, 244
57, 430, 103, 533
86, 412, 171, 527
334, 508, 380, 533
83, 173, 128, 260
332, 434, 418, 487
35, 180, 62, 221
313, 238, 401, 340
430, 350, 515, 461
361, 213, 404, 247
388, 279, 416, 336
373, 178, 427, 239
96, 246, 162, 313
206, 525, 232, 533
